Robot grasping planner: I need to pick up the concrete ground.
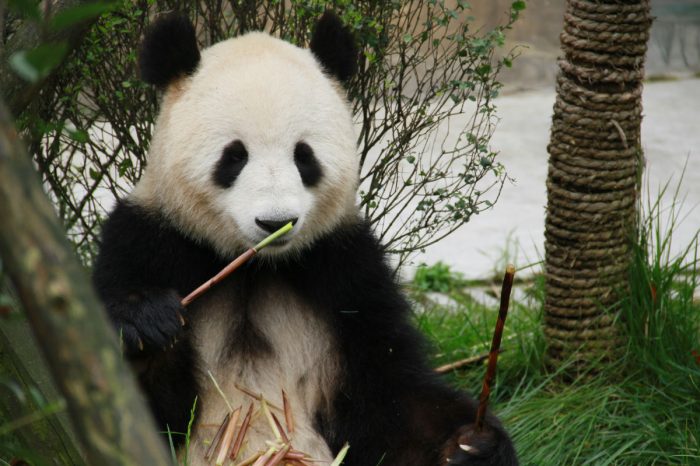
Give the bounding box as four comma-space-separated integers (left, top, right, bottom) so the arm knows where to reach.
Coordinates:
413, 77, 700, 280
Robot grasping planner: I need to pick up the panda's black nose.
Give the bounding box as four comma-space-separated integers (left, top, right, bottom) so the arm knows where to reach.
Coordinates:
255, 217, 298, 234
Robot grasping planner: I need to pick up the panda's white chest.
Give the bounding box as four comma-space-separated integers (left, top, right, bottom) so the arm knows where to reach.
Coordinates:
185, 281, 338, 465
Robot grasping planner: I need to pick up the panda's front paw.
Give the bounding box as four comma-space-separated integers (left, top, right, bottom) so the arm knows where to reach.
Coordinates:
105, 289, 187, 356
442, 424, 518, 466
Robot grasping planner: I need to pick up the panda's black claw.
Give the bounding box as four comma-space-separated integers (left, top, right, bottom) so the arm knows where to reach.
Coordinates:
115, 321, 142, 354
104, 288, 187, 356
442, 423, 518, 466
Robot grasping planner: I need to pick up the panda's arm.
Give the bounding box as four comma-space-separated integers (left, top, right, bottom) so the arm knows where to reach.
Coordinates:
92, 199, 213, 441
92, 199, 221, 355
296, 222, 518, 465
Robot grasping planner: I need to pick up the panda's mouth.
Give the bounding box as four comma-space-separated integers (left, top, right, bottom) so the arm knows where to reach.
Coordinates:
248, 217, 301, 250
246, 232, 295, 251
236, 216, 303, 253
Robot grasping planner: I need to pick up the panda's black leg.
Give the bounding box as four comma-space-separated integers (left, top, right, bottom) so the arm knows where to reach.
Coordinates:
136, 338, 200, 447
441, 421, 519, 466
388, 385, 518, 466
323, 319, 518, 465
100, 288, 199, 446
324, 357, 518, 465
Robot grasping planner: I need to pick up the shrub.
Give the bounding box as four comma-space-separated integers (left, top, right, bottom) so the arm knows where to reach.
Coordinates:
16, 0, 522, 265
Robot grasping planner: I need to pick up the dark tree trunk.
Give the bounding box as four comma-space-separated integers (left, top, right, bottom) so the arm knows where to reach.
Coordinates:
544, 0, 652, 368
0, 99, 172, 465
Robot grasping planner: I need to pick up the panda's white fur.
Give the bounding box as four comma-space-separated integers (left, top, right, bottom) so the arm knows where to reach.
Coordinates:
133, 32, 359, 259
131, 32, 358, 462
186, 278, 338, 462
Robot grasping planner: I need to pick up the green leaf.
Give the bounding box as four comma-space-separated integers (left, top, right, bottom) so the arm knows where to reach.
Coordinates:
512, 1, 526, 12
50, 2, 115, 32
9, 43, 69, 83
67, 128, 88, 143
476, 64, 492, 77
89, 168, 100, 181
118, 159, 133, 177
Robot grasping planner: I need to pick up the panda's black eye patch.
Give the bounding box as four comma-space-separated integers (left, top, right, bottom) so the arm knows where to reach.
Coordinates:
294, 142, 322, 187
213, 139, 248, 188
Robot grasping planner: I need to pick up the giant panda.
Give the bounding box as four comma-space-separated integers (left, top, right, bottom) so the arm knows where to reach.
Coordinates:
93, 12, 518, 466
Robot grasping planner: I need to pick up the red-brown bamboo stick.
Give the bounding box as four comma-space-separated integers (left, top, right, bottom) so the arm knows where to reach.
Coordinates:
180, 248, 257, 307
216, 407, 241, 465
264, 443, 291, 466
474, 264, 515, 431
270, 411, 289, 443
181, 249, 255, 307
231, 403, 254, 461
205, 412, 230, 460
284, 450, 308, 460
181, 222, 293, 307
234, 383, 283, 411
282, 389, 295, 434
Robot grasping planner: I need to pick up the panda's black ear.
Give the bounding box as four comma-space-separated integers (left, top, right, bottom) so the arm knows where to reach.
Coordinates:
310, 11, 358, 83
138, 13, 200, 88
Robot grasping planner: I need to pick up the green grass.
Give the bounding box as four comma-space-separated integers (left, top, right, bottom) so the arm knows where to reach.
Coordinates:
2, 183, 698, 465
412, 198, 700, 465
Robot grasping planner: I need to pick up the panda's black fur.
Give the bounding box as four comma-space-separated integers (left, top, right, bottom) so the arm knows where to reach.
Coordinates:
138, 13, 201, 88
309, 11, 359, 83
94, 12, 518, 466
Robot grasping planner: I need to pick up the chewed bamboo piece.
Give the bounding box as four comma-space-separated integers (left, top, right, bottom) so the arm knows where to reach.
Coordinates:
230, 403, 254, 461
270, 411, 289, 443
474, 264, 515, 432
215, 407, 241, 465
205, 412, 230, 461
261, 399, 281, 440
330, 443, 350, 466
282, 390, 295, 433
434, 350, 500, 374
265, 443, 291, 466
181, 222, 293, 307
204, 373, 347, 466
235, 383, 282, 411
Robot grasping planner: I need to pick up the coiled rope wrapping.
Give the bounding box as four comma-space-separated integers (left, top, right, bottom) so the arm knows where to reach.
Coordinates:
544, 0, 652, 366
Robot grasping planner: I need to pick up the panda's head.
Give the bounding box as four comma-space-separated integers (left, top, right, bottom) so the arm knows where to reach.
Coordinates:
133, 12, 359, 258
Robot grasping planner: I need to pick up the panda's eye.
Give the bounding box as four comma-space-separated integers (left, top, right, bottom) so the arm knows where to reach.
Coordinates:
294, 141, 322, 187
213, 139, 248, 188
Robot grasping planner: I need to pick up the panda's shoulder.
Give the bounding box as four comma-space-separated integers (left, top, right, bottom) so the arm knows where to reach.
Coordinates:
306, 220, 384, 268
94, 199, 223, 293
99, 199, 173, 248
284, 219, 400, 302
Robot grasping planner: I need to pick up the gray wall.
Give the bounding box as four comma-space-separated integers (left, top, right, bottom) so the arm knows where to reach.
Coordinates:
467, 0, 700, 89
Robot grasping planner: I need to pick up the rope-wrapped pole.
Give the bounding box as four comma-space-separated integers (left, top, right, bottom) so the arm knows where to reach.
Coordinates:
544, 0, 652, 367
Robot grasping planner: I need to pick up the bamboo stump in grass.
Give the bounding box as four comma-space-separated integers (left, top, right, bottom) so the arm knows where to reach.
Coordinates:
544, 0, 652, 368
